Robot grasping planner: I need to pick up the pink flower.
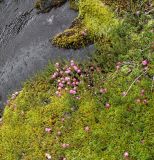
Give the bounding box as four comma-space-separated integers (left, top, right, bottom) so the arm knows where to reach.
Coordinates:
66, 144, 70, 147
136, 99, 141, 103
143, 99, 148, 104
61, 143, 70, 148
84, 126, 90, 132
62, 81, 65, 84
58, 87, 62, 90
76, 96, 80, 100
141, 89, 145, 96
142, 60, 148, 66
116, 62, 122, 70
67, 81, 71, 85
122, 91, 127, 96
72, 82, 76, 86
73, 78, 77, 82
45, 153, 52, 160
81, 31, 87, 36
77, 69, 81, 73
141, 89, 145, 94
45, 128, 52, 133
73, 65, 78, 71
116, 65, 120, 70
58, 83, 64, 88
60, 71, 63, 75
57, 131, 62, 136
62, 143, 67, 148
70, 60, 75, 66
61, 118, 65, 122
69, 90, 76, 95
55, 91, 59, 95
105, 103, 110, 109
76, 81, 79, 85
123, 151, 129, 158
70, 60, 74, 64
100, 88, 107, 94
65, 70, 71, 74
51, 74, 56, 79
15, 92, 19, 96
55, 62, 60, 68
58, 93, 61, 97
65, 77, 70, 81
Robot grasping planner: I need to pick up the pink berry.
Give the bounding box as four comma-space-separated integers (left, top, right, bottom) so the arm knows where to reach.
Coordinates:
55, 62, 59, 68
61, 118, 65, 122
76, 96, 80, 100
124, 151, 129, 158
76, 81, 79, 85
65, 77, 70, 81
55, 91, 59, 95
77, 69, 81, 73
69, 90, 76, 95
100, 88, 107, 94
105, 103, 110, 109
143, 99, 148, 104
45, 128, 52, 133
65, 70, 71, 74
136, 99, 141, 103
66, 144, 70, 147
70, 60, 74, 64
58, 83, 64, 88
84, 126, 90, 132
62, 144, 67, 148
57, 131, 62, 136
122, 91, 127, 96
142, 60, 148, 66
73, 66, 78, 71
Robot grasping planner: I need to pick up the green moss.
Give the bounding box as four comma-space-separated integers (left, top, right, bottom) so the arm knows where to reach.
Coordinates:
34, 0, 67, 13
69, 0, 79, 11
0, 0, 154, 159
0, 59, 154, 159
51, 19, 93, 49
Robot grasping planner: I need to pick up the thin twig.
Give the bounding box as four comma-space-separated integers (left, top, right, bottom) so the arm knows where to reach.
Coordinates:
151, 76, 154, 92
123, 71, 147, 97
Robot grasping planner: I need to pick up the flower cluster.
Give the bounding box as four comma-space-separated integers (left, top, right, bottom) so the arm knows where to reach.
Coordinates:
51, 60, 82, 98
135, 89, 148, 105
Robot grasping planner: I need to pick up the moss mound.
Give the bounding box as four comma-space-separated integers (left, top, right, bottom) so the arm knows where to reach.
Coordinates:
51, 19, 93, 49
0, 0, 154, 159
35, 0, 67, 13
69, 0, 79, 11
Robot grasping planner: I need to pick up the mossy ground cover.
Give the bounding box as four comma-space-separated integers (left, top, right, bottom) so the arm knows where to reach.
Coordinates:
51, 18, 93, 49
0, 0, 154, 159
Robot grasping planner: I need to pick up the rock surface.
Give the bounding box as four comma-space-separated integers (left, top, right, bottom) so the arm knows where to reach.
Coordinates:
0, 0, 94, 109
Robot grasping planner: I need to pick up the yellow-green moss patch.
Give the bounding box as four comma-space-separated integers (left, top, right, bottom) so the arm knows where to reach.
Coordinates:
51, 19, 94, 49
69, 0, 79, 11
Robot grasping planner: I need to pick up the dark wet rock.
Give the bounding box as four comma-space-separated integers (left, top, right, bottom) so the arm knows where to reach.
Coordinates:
35, 0, 67, 13
0, 1, 95, 110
